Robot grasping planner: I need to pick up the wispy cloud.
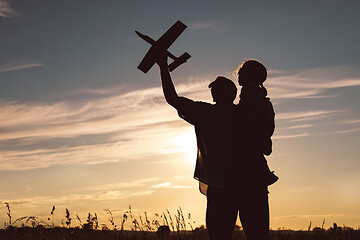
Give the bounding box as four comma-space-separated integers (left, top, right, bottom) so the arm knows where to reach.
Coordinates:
275, 214, 345, 220
0, 177, 190, 210
333, 127, 360, 134
342, 119, 360, 125
276, 110, 344, 122
287, 124, 313, 129
81, 178, 160, 192
0, 0, 17, 18
0, 62, 44, 72
0, 81, 208, 170
0, 66, 359, 170
274, 110, 347, 138
267, 66, 360, 100
1, 189, 155, 207
273, 133, 309, 139
151, 182, 191, 189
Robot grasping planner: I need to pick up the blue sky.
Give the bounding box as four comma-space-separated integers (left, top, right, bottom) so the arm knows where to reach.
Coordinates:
0, 0, 360, 229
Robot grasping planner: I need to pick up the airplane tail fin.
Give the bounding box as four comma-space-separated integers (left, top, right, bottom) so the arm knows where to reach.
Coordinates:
169, 52, 191, 72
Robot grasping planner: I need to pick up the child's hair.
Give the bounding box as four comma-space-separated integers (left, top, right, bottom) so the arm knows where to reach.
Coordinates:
236, 59, 267, 85
208, 76, 237, 103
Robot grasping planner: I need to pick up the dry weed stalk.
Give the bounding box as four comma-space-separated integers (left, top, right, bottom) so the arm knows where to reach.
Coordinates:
65, 208, 71, 228
4, 202, 11, 227
104, 209, 117, 230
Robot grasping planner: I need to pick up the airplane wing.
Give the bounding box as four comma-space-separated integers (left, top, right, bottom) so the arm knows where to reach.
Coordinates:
137, 47, 158, 73
137, 21, 187, 73
156, 20, 187, 51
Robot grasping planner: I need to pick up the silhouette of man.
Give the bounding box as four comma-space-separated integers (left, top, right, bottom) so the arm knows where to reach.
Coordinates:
156, 54, 237, 191
156, 55, 273, 240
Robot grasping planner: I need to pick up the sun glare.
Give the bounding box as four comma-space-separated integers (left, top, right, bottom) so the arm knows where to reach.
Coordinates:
170, 129, 197, 164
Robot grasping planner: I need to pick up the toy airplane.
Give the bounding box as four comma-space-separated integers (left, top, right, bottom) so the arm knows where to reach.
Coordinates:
136, 20, 191, 73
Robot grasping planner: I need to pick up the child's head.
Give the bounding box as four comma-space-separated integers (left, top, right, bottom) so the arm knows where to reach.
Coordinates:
236, 59, 267, 86
208, 76, 237, 104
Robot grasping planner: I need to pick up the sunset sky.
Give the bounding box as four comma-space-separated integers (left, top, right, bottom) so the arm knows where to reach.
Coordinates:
1, 0, 360, 230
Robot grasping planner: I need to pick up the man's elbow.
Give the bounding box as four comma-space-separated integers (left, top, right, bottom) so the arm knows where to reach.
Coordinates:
165, 96, 180, 108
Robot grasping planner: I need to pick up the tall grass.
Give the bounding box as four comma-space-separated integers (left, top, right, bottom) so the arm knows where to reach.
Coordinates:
1, 202, 193, 232
1, 202, 359, 240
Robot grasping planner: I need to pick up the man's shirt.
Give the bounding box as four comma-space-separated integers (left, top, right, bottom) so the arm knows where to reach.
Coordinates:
175, 97, 238, 194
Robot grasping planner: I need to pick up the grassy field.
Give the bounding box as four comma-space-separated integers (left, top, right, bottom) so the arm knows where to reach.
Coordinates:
1, 226, 359, 240
1, 203, 359, 240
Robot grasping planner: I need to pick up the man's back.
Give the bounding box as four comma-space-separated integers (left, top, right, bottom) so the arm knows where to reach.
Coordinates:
176, 97, 238, 190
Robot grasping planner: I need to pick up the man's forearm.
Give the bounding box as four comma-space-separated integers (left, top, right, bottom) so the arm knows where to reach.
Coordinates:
159, 63, 179, 108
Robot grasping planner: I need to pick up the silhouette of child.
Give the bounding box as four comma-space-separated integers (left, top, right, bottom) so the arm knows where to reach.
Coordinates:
237, 59, 278, 186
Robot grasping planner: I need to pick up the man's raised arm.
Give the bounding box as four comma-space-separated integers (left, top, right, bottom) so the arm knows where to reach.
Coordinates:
157, 55, 181, 109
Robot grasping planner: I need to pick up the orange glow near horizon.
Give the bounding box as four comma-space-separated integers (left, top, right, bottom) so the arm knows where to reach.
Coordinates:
166, 128, 198, 164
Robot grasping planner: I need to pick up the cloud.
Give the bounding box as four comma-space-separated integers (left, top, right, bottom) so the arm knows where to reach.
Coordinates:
0, 62, 44, 72
0, 0, 17, 18
0, 176, 189, 215
275, 214, 345, 220
276, 110, 344, 122
273, 133, 309, 139
333, 127, 360, 134
151, 182, 171, 188
273, 110, 347, 138
1, 176, 193, 219
287, 124, 313, 129
151, 182, 191, 189
81, 178, 161, 192
267, 66, 360, 100
342, 119, 360, 125
0, 81, 206, 170
1, 190, 155, 208
0, 66, 359, 170
265, 66, 360, 139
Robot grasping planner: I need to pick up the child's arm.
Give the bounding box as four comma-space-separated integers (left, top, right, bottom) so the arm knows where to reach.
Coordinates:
262, 99, 275, 155
264, 99, 275, 137
248, 99, 275, 155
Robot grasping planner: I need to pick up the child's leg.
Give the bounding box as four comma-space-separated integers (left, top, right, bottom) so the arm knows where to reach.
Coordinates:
238, 188, 270, 240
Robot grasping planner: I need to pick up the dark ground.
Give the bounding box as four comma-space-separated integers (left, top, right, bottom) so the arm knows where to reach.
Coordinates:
0, 226, 359, 240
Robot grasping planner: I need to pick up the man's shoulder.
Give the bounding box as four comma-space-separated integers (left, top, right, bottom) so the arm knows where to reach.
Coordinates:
178, 96, 213, 108
176, 97, 214, 125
